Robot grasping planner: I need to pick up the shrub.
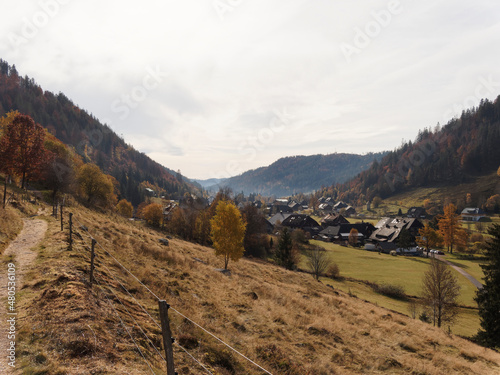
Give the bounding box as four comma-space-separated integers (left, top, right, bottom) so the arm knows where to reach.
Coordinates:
326, 263, 341, 279
371, 283, 407, 300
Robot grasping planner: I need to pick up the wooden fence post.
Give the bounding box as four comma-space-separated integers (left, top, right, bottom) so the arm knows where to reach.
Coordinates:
2, 176, 6, 209
60, 205, 63, 231
90, 239, 96, 288
158, 300, 176, 375
69, 213, 73, 246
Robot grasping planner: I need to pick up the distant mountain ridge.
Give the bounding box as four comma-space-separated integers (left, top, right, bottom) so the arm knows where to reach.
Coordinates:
0, 59, 197, 204
213, 152, 387, 196
335, 96, 500, 203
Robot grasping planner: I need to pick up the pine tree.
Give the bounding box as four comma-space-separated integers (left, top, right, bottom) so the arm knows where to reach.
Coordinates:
275, 227, 297, 270
475, 224, 500, 348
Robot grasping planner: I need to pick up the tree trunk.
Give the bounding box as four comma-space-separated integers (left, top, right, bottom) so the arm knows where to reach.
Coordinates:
2, 176, 7, 208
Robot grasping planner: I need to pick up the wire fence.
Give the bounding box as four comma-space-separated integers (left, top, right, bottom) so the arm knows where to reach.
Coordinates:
68, 213, 273, 375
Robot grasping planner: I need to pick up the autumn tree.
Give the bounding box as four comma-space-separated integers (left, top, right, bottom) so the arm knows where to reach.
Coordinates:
417, 223, 442, 257
372, 196, 382, 208
116, 199, 133, 218
306, 246, 332, 280
275, 227, 298, 270
348, 228, 359, 247
43, 132, 81, 201
210, 200, 246, 270
241, 204, 268, 258
475, 224, 500, 348
0, 114, 47, 189
143, 203, 163, 227
194, 209, 212, 246
77, 163, 115, 207
421, 259, 461, 328
485, 194, 500, 213
438, 203, 462, 253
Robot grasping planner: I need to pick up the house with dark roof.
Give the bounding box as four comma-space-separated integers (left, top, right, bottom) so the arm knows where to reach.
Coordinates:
321, 213, 350, 228
271, 203, 293, 214
268, 212, 292, 226
318, 203, 334, 213
406, 207, 428, 219
369, 217, 423, 244
461, 208, 487, 222
334, 201, 348, 210
319, 222, 375, 243
288, 201, 301, 211
281, 214, 321, 235
344, 206, 356, 216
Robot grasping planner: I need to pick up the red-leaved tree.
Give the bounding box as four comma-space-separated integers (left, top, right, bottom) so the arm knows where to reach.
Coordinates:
0, 114, 47, 189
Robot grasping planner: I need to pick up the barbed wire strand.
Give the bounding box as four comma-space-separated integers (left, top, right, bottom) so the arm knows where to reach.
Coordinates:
99, 261, 163, 330
174, 341, 214, 375
95, 271, 166, 363
71, 214, 272, 374
169, 307, 273, 375
73, 215, 161, 301
93, 275, 156, 375
89, 251, 215, 375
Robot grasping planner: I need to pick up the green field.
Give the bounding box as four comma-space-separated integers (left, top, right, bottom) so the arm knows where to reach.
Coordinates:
305, 240, 484, 337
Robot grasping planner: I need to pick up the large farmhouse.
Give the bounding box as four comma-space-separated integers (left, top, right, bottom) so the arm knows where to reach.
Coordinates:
369, 217, 423, 244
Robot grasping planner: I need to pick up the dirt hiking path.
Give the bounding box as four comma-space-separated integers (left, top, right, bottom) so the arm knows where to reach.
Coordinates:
0, 218, 48, 374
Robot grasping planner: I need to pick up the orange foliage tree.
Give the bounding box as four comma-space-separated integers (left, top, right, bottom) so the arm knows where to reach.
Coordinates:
77, 163, 116, 207
116, 199, 134, 218
210, 200, 246, 270
417, 223, 443, 256
438, 203, 463, 253
143, 203, 163, 227
0, 114, 47, 188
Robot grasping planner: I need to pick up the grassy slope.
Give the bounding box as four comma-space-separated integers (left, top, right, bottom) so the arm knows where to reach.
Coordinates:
7, 202, 500, 374
355, 172, 500, 218
308, 241, 483, 337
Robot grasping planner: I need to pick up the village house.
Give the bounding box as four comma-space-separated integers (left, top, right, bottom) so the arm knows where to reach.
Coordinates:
369, 217, 423, 244
406, 206, 428, 219
320, 213, 350, 228
344, 205, 356, 216
319, 222, 375, 243
281, 214, 321, 236
268, 212, 292, 226
461, 207, 487, 222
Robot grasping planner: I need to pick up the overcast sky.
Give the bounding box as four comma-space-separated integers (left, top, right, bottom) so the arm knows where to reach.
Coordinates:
1, 1, 500, 179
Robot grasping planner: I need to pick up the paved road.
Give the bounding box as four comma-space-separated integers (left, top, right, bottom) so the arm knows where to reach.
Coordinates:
436, 254, 483, 289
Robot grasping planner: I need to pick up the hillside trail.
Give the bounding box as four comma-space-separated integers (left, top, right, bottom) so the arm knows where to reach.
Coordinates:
0, 212, 48, 374
436, 254, 483, 289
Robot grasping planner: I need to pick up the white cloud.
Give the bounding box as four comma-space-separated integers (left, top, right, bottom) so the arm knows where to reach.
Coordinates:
1, 0, 500, 178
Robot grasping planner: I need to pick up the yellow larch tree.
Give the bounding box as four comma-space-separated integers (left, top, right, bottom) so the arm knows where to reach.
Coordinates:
210, 200, 246, 270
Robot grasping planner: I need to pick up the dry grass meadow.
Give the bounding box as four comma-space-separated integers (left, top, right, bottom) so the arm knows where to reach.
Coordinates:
2, 198, 500, 374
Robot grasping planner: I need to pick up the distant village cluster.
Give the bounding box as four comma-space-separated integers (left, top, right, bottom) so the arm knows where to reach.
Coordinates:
160, 191, 492, 256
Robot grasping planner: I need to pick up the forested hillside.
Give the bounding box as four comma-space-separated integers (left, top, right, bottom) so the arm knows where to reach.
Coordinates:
217, 152, 387, 196
0, 59, 195, 205
336, 96, 500, 204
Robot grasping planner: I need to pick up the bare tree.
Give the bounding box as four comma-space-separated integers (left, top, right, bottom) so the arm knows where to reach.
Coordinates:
306, 246, 332, 281
421, 259, 461, 328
